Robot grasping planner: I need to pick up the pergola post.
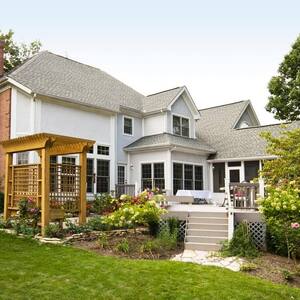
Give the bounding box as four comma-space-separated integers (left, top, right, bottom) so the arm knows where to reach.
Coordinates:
79, 151, 87, 225
3, 153, 12, 220
41, 148, 50, 235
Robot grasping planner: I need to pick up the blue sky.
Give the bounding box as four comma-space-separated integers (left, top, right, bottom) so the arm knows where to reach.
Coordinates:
1, 0, 300, 124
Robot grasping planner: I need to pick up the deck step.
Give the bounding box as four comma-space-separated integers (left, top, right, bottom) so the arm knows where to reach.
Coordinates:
188, 217, 228, 224
186, 236, 227, 244
187, 229, 228, 237
185, 242, 222, 251
187, 223, 228, 230
188, 212, 227, 218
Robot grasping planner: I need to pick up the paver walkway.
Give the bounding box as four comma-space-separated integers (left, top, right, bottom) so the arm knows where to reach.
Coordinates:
172, 250, 244, 272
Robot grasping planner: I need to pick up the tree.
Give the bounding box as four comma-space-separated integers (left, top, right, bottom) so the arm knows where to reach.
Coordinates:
266, 35, 300, 121
0, 29, 41, 72
260, 127, 300, 188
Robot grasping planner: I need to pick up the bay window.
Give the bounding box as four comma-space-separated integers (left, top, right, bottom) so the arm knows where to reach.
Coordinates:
141, 163, 165, 190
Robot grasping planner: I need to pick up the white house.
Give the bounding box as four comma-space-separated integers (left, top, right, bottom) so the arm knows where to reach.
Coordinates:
0, 51, 299, 200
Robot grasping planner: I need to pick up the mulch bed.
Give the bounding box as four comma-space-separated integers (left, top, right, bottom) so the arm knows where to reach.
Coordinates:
71, 230, 184, 260
244, 253, 300, 288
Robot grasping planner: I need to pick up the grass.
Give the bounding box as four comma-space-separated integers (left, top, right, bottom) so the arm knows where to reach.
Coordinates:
0, 232, 299, 300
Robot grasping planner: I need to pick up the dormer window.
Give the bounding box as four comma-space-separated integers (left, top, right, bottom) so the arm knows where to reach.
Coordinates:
123, 116, 133, 136
173, 115, 189, 137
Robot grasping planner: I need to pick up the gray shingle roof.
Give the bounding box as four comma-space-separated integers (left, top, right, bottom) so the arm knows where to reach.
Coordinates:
124, 133, 215, 153
143, 87, 184, 113
197, 100, 300, 159
7, 51, 145, 112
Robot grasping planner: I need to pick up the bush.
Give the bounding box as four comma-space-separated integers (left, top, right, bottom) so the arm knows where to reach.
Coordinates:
259, 183, 300, 259
116, 238, 130, 253
0, 191, 4, 213
221, 222, 258, 258
13, 220, 39, 236
240, 262, 258, 272
157, 227, 178, 251
140, 240, 160, 253
87, 216, 107, 231
44, 224, 64, 238
97, 232, 109, 249
65, 220, 91, 235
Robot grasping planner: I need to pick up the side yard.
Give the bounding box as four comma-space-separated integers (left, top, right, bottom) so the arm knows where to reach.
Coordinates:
0, 232, 299, 300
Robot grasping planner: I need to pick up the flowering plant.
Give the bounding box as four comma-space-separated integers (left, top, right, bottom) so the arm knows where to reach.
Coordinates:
17, 197, 40, 228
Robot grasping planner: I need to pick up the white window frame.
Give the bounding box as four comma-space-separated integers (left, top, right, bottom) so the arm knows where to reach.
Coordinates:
140, 161, 166, 191
117, 164, 127, 185
171, 113, 190, 138
123, 115, 134, 136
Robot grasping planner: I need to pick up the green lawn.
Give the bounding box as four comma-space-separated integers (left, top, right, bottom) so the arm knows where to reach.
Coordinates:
0, 232, 299, 300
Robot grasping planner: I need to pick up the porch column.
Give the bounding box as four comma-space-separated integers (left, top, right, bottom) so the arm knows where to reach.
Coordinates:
259, 160, 265, 197
3, 153, 12, 220
79, 151, 87, 224
165, 150, 172, 195
41, 148, 50, 235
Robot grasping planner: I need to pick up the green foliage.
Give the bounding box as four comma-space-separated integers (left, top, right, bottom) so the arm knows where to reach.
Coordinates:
266, 35, 300, 121
87, 216, 107, 231
116, 238, 130, 253
65, 220, 91, 235
167, 217, 180, 235
221, 222, 258, 258
44, 224, 64, 238
97, 232, 109, 249
92, 193, 115, 214
13, 220, 39, 236
282, 269, 295, 282
0, 29, 42, 72
240, 262, 258, 272
103, 200, 166, 229
260, 128, 300, 187
157, 227, 178, 251
0, 191, 3, 213
140, 239, 160, 253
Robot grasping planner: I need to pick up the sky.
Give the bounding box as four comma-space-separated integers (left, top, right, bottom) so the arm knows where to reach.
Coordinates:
1, 0, 300, 124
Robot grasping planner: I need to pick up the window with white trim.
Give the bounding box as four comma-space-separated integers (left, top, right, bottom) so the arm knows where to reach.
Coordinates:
173, 163, 203, 194
117, 165, 126, 185
87, 158, 94, 193
16, 152, 29, 165
123, 117, 133, 135
97, 145, 109, 156
173, 115, 189, 137
141, 163, 165, 190
96, 159, 110, 193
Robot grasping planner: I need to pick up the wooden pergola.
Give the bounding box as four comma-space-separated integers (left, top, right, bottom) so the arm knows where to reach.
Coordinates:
0, 133, 95, 235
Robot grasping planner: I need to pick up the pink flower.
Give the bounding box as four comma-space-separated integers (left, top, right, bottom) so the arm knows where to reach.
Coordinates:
291, 222, 300, 229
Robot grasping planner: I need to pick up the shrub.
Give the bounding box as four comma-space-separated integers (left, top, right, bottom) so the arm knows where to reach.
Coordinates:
258, 182, 300, 259
87, 216, 107, 231
97, 232, 109, 249
221, 222, 258, 258
282, 269, 294, 281
65, 220, 91, 235
44, 224, 64, 238
92, 193, 116, 214
167, 217, 180, 235
0, 191, 4, 213
116, 238, 130, 253
140, 240, 160, 253
13, 220, 39, 236
240, 262, 258, 272
157, 227, 178, 251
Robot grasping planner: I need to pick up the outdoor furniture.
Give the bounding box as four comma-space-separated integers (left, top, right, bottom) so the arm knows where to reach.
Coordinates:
176, 190, 212, 204
165, 196, 194, 205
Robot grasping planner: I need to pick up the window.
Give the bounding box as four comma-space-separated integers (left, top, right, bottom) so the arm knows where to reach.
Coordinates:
87, 158, 94, 193
173, 163, 203, 194
244, 161, 259, 182
213, 163, 225, 193
62, 157, 76, 165
228, 161, 241, 167
141, 163, 165, 190
141, 164, 152, 190
96, 160, 110, 193
123, 117, 133, 135
117, 165, 126, 185
88, 146, 94, 154
16, 152, 29, 165
173, 163, 183, 194
97, 145, 109, 156
154, 163, 165, 189
172, 115, 189, 137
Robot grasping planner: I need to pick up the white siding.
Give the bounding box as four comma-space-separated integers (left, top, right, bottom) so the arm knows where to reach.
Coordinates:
143, 113, 166, 136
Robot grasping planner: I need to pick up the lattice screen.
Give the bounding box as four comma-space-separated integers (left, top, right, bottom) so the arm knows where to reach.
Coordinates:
49, 163, 81, 212
12, 164, 40, 207
159, 220, 186, 241
235, 221, 266, 250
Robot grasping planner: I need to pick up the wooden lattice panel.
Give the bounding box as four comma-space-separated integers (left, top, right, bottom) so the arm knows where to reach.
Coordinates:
12, 164, 40, 208
49, 163, 81, 213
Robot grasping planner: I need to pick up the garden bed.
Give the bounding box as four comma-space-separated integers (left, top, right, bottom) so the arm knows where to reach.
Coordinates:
71, 229, 184, 260
242, 253, 300, 288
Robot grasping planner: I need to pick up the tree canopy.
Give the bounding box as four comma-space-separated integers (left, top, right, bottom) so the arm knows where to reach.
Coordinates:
0, 29, 41, 73
266, 35, 300, 121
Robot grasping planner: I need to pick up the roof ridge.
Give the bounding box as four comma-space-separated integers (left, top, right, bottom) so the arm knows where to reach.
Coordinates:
199, 100, 249, 111
235, 121, 298, 130
147, 86, 183, 97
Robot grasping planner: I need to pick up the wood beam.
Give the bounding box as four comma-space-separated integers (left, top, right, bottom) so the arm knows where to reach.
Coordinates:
3, 153, 12, 220
79, 151, 87, 225
41, 148, 50, 236
47, 142, 93, 156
